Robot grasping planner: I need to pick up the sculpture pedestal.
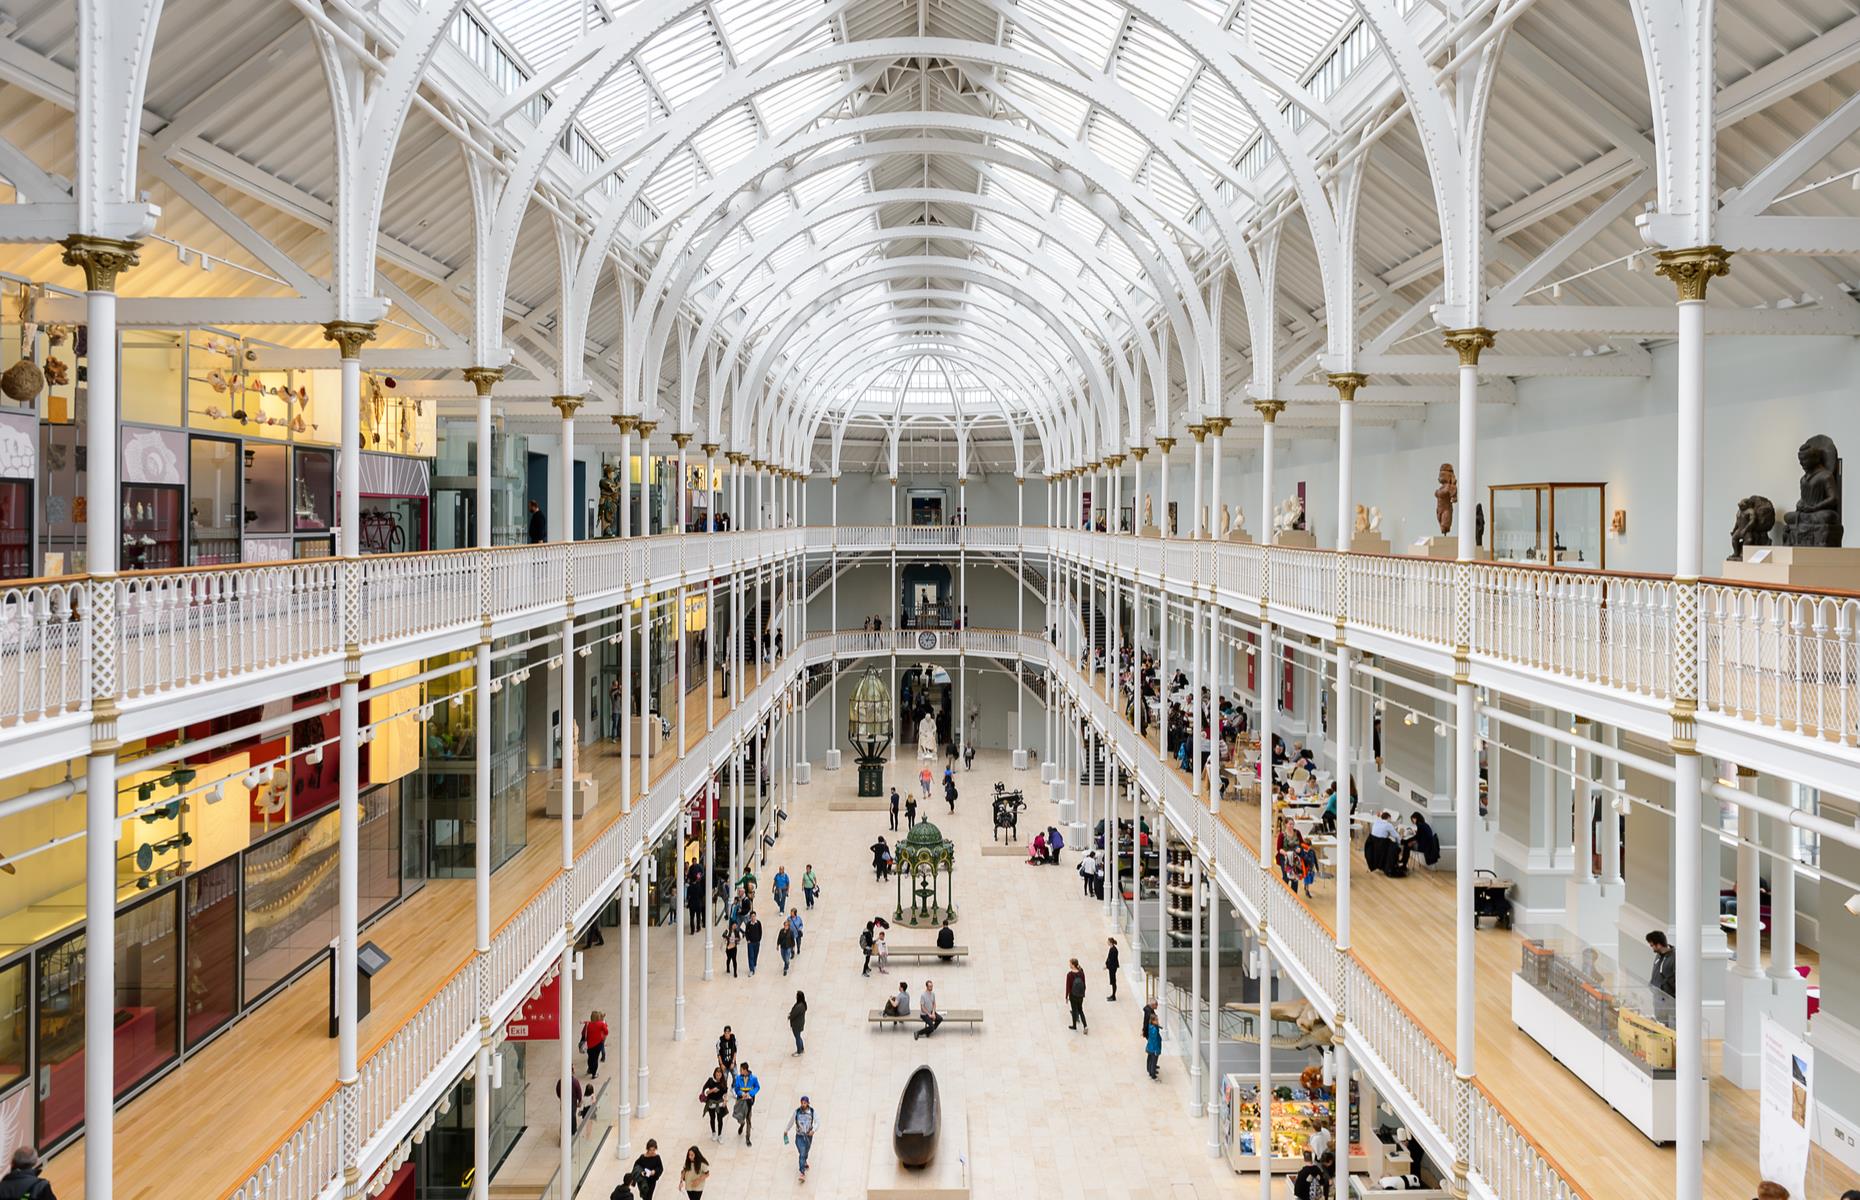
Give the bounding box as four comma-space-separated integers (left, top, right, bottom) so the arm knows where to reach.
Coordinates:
1226, 527, 1254, 543
867, 1098, 970, 1198
545, 775, 595, 818
1351, 533, 1391, 555
1411, 536, 1488, 560
1273, 530, 1317, 548
1720, 546, 1860, 590
1140, 523, 1162, 537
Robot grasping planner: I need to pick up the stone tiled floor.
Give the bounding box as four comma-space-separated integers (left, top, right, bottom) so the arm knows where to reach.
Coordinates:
566, 749, 1270, 1199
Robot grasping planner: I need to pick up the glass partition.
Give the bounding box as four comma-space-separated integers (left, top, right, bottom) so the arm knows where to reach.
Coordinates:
1488, 483, 1607, 569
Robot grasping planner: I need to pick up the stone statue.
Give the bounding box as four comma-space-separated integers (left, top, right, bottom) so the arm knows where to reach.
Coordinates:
917, 711, 938, 761
1353, 504, 1369, 536
1434, 463, 1458, 535
1777, 434, 1843, 547
1367, 506, 1382, 534
1234, 507, 1245, 535
894, 1065, 942, 1167
1219, 503, 1231, 534
1729, 495, 1776, 560
1142, 494, 1153, 528
1475, 502, 1486, 548
597, 463, 621, 536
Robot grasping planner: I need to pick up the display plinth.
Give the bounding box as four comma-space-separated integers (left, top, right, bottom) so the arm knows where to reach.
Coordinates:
1351, 533, 1391, 555
545, 775, 595, 817
1411, 536, 1488, 560
867, 1095, 969, 1197
1140, 523, 1162, 537
1226, 527, 1254, 543
1719, 546, 1860, 590
1273, 529, 1317, 548
856, 758, 886, 796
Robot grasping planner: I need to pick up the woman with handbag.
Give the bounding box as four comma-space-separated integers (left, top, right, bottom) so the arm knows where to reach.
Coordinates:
580, 1009, 609, 1079
699, 1066, 729, 1143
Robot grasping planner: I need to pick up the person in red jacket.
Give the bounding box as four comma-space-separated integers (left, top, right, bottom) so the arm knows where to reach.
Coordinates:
581, 1009, 609, 1079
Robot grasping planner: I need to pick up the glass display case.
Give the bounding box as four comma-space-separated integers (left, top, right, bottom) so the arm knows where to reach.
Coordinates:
292, 446, 334, 534
187, 435, 242, 565
120, 483, 182, 571
1489, 483, 1606, 568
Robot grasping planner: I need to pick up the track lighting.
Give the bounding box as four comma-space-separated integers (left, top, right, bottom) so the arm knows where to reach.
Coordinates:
1434, 722, 1446, 738
450, 693, 465, 708
1845, 893, 1860, 917
1403, 712, 1416, 726
417, 703, 434, 721
243, 767, 266, 790
308, 745, 324, 766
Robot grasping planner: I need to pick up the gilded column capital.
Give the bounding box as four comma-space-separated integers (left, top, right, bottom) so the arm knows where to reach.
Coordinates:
1653, 245, 1732, 303
613, 415, 639, 434
1153, 436, 1175, 453
671, 432, 692, 448
1206, 416, 1232, 435
549, 394, 584, 419
830, 474, 841, 484
1326, 371, 1367, 403
635, 420, 657, 439
1129, 446, 1147, 461
462, 366, 503, 396
1187, 422, 1208, 443
1250, 400, 1285, 423
1104, 453, 1125, 468
1442, 327, 1495, 367
887, 475, 898, 485
60, 234, 141, 292
701, 442, 719, 457
321, 320, 378, 360
750, 458, 766, 472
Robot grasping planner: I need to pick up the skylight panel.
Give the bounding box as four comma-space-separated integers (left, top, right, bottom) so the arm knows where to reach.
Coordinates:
1248, 0, 1356, 80
642, 147, 704, 213
1100, 230, 1142, 283
1139, 156, 1199, 220
691, 105, 762, 175
636, 12, 726, 110
767, 238, 813, 276
1114, 19, 1198, 119
1179, 74, 1254, 164
790, 160, 866, 209
1016, 0, 1126, 67
477, 0, 588, 71
713, 0, 833, 65
1086, 111, 1148, 180
812, 208, 872, 248
580, 65, 655, 149
982, 166, 1057, 216
739, 191, 794, 242
757, 69, 844, 132
1054, 193, 1102, 244
999, 71, 1091, 137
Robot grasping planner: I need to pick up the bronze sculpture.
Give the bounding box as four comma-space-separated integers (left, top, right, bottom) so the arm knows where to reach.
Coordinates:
1777, 435, 1843, 548
894, 1065, 941, 1167
1434, 463, 1457, 535
1729, 495, 1775, 560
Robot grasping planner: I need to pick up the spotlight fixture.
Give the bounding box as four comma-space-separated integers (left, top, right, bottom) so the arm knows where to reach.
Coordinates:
450, 693, 465, 708
1435, 722, 1447, 738
308, 745, 324, 765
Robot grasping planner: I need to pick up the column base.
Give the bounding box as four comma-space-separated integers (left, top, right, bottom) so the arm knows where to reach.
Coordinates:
1040, 760, 1056, 783
795, 760, 811, 784
1013, 748, 1029, 770
674, 996, 686, 1042
826, 748, 842, 770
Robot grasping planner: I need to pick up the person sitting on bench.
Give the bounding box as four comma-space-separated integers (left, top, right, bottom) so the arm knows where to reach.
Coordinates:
936, 921, 956, 962
914, 980, 944, 1039
882, 982, 913, 1017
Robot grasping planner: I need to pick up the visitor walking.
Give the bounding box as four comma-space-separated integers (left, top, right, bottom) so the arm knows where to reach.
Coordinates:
963, 741, 975, 770
789, 990, 808, 1055
723, 923, 741, 977
699, 1067, 729, 1143
905, 792, 918, 827
679, 1146, 711, 1198
716, 1025, 738, 1074
581, 1009, 609, 1078
874, 924, 891, 974
889, 787, 901, 831
773, 865, 790, 912
630, 1140, 664, 1199
0, 1149, 53, 1200
785, 1096, 819, 1182
1065, 958, 1089, 1033
802, 863, 819, 908
944, 774, 957, 814
871, 836, 891, 882
685, 870, 704, 934
744, 912, 764, 976
776, 918, 795, 975
919, 766, 932, 800
1105, 938, 1120, 1001
788, 908, 805, 957
860, 920, 876, 976
732, 1062, 760, 1145
1145, 1016, 1163, 1080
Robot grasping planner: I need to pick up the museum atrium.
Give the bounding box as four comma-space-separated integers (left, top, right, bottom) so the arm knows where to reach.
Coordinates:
0, 0, 1858, 1197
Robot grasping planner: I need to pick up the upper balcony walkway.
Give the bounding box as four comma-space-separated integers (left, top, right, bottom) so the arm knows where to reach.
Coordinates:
1068, 659, 1842, 1200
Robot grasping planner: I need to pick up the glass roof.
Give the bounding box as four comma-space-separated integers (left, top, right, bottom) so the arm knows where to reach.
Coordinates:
460, 0, 1374, 423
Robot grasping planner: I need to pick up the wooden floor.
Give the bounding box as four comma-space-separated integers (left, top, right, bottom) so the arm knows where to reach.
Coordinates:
1086, 669, 1854, 1200
45, 656, 778, 1200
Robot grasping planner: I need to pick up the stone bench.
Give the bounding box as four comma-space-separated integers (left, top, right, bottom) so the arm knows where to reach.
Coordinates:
867, 1008, 983, 1030
868, 943, 969, 962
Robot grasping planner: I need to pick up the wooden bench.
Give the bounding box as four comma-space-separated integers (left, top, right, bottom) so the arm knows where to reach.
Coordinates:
867, 943, 970, 962
867, 1008, 984, 1031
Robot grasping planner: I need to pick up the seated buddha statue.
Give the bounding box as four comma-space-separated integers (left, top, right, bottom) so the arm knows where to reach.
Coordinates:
1778, 435, 1843, 548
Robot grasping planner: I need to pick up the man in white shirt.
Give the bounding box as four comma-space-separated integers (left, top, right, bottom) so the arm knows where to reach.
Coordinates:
914, 980, 943, 1039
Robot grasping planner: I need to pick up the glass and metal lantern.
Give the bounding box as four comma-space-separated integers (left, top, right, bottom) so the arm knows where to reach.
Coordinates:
847, 667, 893, 796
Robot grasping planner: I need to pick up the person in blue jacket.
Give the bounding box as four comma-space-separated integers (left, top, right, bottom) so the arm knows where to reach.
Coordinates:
1145, 1018, 1163, 1080
732, 1062, 760, 1145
